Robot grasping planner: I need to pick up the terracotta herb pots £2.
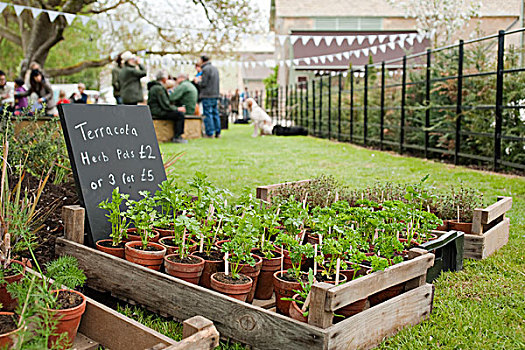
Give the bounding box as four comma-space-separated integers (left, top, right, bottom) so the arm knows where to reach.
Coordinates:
210, 272, 253, 302
0, 312, 22, 348
95, 239, 125, 259
47, 289, 87, 349
239, 255, 263, 303
126, 228, 160, 243
164, 255, 205, 284
288, 294, 308, 323
254, 250, 284, 300
0, 260, 25, 312
125, 241, 166, 270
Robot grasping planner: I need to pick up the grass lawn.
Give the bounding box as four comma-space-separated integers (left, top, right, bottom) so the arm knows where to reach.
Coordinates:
120, 125, 525, 349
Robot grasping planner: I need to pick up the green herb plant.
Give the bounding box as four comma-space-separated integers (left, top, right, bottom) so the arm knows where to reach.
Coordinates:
98, 187, 130, 246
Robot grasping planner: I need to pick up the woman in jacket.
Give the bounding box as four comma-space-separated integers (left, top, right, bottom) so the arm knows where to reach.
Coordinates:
16, 69, 57, 116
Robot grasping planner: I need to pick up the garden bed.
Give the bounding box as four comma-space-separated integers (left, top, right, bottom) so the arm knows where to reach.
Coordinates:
55, 206, 435, 350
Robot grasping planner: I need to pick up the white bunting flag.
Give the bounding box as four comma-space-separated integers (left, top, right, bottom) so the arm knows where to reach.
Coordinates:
346, 36, 356, 46
354, 50, 360, 58
293, 59, 300, 65
290, 36, 299, 45
370, 46, 377, 55
0, 3, 7, 13
326, 55, 334, 63
335, 53, 343, 60
64, 13, 76, 25
398, 40, 405, 49
335, 36, 346, 46
301, 35, 311, 45
342, 72, 348, 77
285, 60, 292, 67
301, 57, 309, 65
251, 61, 256, 68
97, 19, 106, 28
367, 35, 377, 45
216, 31, 225, 41
357, 35, 365, 45
47, 10, 60, 22
319, 56, 326, 64
312, 57, 319, 64
416, 33, 425, 43
379, 44, 387, 53
13, 5, 25, 16
324, 36, 334, 46
398, 33, 408, 43
378, 35, 387, 43
387, 41, 396, 50
406, 36, 414, 46
389, 34, 398, 42
342, 52, 350, 59
278, 35, 287, 46
362, 48, 369, 57
312, 36, 322, 46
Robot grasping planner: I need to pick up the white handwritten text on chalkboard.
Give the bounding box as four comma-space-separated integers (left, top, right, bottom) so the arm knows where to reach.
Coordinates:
74, 121, 139, 141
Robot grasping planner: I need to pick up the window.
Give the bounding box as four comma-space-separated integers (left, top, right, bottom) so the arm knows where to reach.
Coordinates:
314, 17, 383, 31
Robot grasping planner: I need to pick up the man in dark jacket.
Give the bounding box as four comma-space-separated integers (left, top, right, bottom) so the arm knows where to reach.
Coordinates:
194, 55, 221, 138
170, 73, 198, 115
119, 51, 147, 105
147, 71, 187, 143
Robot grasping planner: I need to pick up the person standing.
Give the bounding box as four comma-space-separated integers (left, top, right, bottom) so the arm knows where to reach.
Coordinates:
118, 51, 147, 105
112, 54, 123, 104
170, 73, 198, 115
0, 70, 13, 113
71, 83, 88, 104
194, 55, 220, 138
147, 71, 188, 143
241, 87, 250, 121
231, 89, 240, 120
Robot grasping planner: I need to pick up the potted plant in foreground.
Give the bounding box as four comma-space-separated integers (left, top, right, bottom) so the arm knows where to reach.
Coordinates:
97, 187, 130, 258
124, 192, 166, 270
164, 216, 205, 284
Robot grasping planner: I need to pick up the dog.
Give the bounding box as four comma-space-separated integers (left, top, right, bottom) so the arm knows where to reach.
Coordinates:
246, 98, 273, 137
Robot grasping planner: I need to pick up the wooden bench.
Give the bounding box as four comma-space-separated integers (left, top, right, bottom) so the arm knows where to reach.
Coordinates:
153, 116, 204, 142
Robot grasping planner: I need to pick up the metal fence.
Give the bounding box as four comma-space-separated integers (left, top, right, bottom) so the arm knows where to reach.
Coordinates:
262, 29, 525, 173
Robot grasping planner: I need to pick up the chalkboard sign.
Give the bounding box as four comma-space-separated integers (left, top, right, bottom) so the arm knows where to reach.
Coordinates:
59, 104, 167, 246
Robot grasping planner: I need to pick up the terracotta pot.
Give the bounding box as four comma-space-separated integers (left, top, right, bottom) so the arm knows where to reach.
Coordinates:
288, 294, 308, 323
447, 221, 473, 234
239, 255, 263, 303
193, 252, 224, 289
0, 312, 22, 348
213, 239, 230, 250
125, 241, 166, 270
95, 239, 125, 259
254, 250, 283, 300
210, 272, 253, 302
0, 260, 25, 311
368, 282, 406, 307
274, 245, 307, 271
159, 236, 197, 255
164, 254, 205, 284
47, 289, 87, 349
306, 232, 320, 245
155, 227, 175, 238
126, 228, 160, 243
398, 238, 420, 249
273, 271, 303, 316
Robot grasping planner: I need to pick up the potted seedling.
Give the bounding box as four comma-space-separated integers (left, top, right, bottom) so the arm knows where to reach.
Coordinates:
273, 233, 314, 316
164, 215, 205, 284
282, 269, 315, 323
315, 237, 348, 284
154, 179, 191, 237
97, 187, 130, 258
210, 233, 254, 302
434, 184, 483, 234
124, 192, 166, 270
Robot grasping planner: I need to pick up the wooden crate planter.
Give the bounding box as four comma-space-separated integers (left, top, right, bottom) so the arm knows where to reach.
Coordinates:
256, 179, 312, 203
26, 268, 219, 350
463, 196, 512, 260
56, 206, 436, 350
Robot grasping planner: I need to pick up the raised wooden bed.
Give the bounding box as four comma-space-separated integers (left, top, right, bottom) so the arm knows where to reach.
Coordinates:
256, 179, 311, 203
26, 268, 219, 350
56, 206, 435, 350
463, 196, 512, 260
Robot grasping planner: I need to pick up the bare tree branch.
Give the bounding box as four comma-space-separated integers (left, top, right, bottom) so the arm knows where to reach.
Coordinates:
81, 0, 126, 14
193, 0, 212, 23
0, 24, 22, 46
46, 56, 113, 76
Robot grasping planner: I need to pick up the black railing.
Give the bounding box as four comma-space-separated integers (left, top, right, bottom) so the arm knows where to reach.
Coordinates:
263, 28, 525, 173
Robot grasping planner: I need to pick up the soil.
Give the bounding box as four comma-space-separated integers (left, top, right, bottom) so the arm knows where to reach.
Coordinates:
252, 249, 265, 258
193, 250, 223, 261
167, 256, 201, 264
1, 262, 23, 277
54, 290, 83, 310
0, 314, 18, 334
214, 272, 251, 285
132, 245, 163, 252
277, 271, 308, 283
98, 240, 125, 249
161, 239, 178, 247
9, 174, 79, 267
314, 272, 341, 283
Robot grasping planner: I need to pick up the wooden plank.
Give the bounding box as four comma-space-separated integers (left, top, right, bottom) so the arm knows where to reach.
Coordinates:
308, 283, 334, 328
471, 209, 484, 235
78, 295, 177, 350
62, 205, 85, 244
256, 179, 312, 203
326, 252, 434, 311
479, 197, 512, 225
252, 295, 276, 309
162, 326, 219, 350
326, 284, 434, 350
182, 315, 214, 339
481, 217, 510, 259
463, 234, 484, 260
72, 333, 99, 350
56, 238, 327, 350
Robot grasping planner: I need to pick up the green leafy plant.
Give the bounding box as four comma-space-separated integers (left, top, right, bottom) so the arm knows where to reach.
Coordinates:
98, 187, 130, 246
125, 191, 158, 250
